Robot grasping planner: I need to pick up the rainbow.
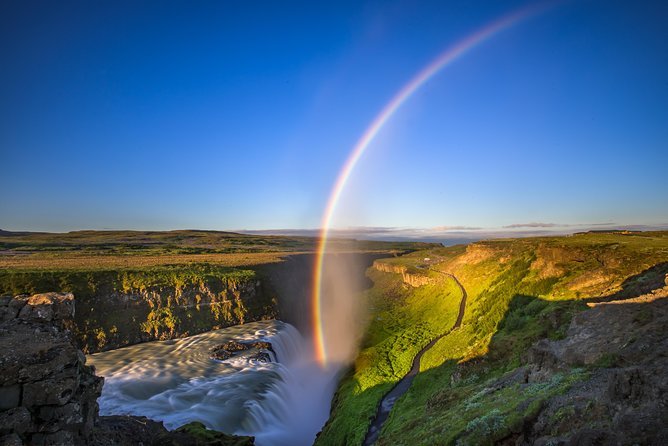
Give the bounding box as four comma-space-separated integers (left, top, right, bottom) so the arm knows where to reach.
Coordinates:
312, 2, 556, 367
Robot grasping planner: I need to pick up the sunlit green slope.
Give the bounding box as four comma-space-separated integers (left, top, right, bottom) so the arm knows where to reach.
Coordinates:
317, 231, 668, 445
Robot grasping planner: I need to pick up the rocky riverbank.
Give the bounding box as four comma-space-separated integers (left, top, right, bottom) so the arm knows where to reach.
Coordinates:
0, 292, 254, 445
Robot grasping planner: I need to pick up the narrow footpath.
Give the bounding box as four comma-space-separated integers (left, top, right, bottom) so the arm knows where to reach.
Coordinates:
362, 271, 467, 446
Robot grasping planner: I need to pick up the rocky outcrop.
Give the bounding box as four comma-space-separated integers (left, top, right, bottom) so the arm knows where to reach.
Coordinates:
1, 253, 389, 355
75, 277, 273, 353
0, 293, 103, 445
90, 418, 255, 446
514, 287, 668, 445
210, 340, 275, 362
373, 261, 433, 287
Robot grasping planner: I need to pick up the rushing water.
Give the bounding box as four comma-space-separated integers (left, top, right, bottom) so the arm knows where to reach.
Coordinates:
88, 320, 340, 446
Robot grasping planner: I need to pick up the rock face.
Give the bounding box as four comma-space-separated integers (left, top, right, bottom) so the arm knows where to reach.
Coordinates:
0, 267, 278, 354
74, 276, 274, 354
373, 261, 433, 287
0, 293, 103, 445
90, 418, 255, 446
210, 340, 275, 362
515, 287, 668, 445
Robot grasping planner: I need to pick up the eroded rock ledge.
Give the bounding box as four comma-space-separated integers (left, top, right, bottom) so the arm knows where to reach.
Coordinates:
0, 293, 102, 445
373, 260, 433, 287
0, 293, 254, 446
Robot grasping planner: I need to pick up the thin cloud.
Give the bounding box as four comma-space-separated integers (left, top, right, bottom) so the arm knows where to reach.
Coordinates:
337, 226, 404, 233
430, 225, 483, 231
503, 222, 560, 229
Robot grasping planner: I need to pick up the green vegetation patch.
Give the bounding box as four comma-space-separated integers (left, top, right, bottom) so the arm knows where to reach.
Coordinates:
158, 421, 254, 446
0, 263, 255, 298
317, 267, 463, 445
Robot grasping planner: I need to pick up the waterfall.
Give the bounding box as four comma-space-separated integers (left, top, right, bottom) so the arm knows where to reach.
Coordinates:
251, 322, 304, 363
88, 320, 342, 446
239, 321, 341, 446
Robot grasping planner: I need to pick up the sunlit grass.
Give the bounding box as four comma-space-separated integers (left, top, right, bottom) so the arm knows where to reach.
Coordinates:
317, 231, 668, 445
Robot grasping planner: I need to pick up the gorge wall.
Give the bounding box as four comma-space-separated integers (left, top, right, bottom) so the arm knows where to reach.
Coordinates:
372, 260, 434, 287
0, 266, 276, 353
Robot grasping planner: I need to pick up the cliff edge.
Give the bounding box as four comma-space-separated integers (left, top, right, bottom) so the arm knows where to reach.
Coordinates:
0, 293, 103, 445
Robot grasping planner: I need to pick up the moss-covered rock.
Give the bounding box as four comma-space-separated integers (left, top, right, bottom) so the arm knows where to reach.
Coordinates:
157, 421, 255, 446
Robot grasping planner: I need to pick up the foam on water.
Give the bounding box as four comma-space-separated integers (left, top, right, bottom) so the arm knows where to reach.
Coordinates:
88, 320, 341, 446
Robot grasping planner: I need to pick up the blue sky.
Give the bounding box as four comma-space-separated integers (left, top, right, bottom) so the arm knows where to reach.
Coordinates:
1, 0, 666, 232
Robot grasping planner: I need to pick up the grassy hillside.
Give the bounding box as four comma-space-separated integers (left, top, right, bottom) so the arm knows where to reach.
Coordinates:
317, 231, 668, 445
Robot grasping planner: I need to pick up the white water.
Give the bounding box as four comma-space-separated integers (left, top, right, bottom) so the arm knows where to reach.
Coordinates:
88, 321, 341, 446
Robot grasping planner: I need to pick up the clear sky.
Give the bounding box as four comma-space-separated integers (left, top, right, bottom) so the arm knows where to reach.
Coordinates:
1, 0, 666, 232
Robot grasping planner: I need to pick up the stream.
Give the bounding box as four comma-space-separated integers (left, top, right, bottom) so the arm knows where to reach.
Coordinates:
363, 272, 467, 445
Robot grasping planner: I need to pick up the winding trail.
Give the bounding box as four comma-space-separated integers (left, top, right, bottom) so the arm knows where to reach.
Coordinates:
362, 271, 467, 446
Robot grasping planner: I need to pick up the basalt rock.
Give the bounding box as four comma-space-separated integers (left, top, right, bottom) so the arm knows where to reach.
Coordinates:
0, 293, 103, 445
513, 288, 668, 445
373, 261, 434, 287
90, 417, 255, 446
209, 339, 275, 362
223, 340, 250, 352
248, 341, 273, 351
210, 345, 233, 361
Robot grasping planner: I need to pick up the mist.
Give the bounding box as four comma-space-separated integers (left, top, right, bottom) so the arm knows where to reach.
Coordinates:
318, 253, 373, 365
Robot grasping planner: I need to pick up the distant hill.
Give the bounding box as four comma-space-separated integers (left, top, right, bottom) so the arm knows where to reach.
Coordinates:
0, 229, 439, 270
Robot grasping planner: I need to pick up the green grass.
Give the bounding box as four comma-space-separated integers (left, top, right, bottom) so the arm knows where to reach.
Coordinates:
0, 263, 255, 298
391, 368, 590, 446
317, 231, 668, 446
0, 229, 439, 274
317, 268, 463, 445
0, 229, 438, 269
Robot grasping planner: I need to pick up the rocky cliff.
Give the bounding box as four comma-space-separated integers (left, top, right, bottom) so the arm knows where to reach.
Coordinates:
0, 266, 277, 353
0, 293, 103, 445
75, 274, 272, 353
1, 253, 394, 354
514, 285, 668, 445
373, 260, 433, 287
